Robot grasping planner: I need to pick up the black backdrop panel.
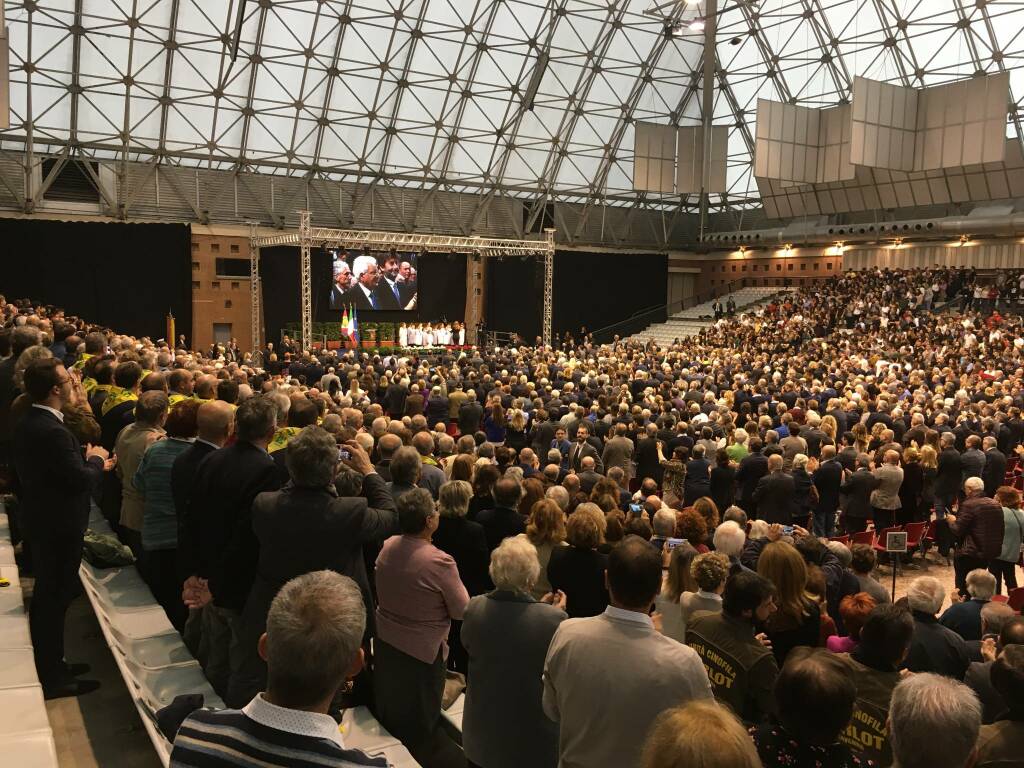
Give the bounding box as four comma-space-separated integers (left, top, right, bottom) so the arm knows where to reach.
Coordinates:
551, 251, 667, 336
486, 251, 668, 341
0, 218, 191, 342
259, 246, 467, 344
486, 257, 542, 342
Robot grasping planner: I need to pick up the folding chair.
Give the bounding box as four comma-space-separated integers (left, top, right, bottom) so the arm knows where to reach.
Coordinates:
1008, 587, 1024, 613
828, 535, 850, 546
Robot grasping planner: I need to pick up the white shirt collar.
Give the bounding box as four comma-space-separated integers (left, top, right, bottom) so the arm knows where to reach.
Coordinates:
195, 438, 221, 450
696, 590, 723, 602
242, 693, 345, 748
604, 605, 653, 627
32, 403, 64, 422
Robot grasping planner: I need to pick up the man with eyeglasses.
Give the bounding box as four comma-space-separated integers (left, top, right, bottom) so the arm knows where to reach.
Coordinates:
13, 358, 113, 698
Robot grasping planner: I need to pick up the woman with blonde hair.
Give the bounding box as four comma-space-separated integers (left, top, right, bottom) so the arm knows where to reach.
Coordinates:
757, 540, 821, 665
820, 414, 838, 442
521, 499, 567, 600
851, 422, 869, 454
655, 542, 699, 643
919, 443, 938, 520
641, 701, 761, 768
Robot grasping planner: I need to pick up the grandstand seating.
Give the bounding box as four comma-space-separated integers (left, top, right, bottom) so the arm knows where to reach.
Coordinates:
631, 286, 793, 345
79, 503, 420, 767
0, 502, 59, 768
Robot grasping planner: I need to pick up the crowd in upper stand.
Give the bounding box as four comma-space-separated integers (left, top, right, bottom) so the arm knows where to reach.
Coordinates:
4, 265, 1024, 768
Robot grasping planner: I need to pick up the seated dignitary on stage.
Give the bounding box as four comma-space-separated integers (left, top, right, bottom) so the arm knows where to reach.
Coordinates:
170, 571, 386, 767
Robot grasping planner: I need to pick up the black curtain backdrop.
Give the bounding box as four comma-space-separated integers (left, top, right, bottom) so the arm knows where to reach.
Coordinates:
486, 250, 667, 341
486, 257, 543, 342
259, 246, 466, 345
551, 251, 667, 337
0, 218, 191, 342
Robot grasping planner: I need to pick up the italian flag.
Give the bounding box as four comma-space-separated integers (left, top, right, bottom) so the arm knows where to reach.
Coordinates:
341, 304, 359, 344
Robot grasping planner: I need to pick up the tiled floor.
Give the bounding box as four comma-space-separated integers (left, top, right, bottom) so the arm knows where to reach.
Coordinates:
37, 589, 162, 768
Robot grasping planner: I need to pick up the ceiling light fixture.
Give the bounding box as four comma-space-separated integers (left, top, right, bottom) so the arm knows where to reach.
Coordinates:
689, 18, 706, 32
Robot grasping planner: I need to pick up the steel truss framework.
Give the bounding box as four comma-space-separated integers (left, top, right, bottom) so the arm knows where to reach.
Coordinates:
6, 0, 1023, 229
250, 211, 556, 350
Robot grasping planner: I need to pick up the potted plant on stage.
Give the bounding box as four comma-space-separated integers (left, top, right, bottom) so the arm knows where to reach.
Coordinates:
361, 322, 378, 349
325, 322, 341, 350
379, 322, 396, 348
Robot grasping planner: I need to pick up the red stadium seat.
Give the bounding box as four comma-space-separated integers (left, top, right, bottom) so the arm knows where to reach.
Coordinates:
1009, 588, 1024, 613
850, 530, 875, 547
829, 535, 849, 546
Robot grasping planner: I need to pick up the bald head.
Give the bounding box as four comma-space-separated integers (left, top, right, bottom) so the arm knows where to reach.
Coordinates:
768, 453, 783, 472
581, 455, 595, 471
378, 432, 402, 459
411, 430, 435, 457
197, 400, 234, 446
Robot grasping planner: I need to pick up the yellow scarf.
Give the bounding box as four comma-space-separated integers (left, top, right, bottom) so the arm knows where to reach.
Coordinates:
268, 426, 300, 453
101, 386, 138, 416
168, 392, 189, 408
83, 377, 98, 394
72, 353, 93, 372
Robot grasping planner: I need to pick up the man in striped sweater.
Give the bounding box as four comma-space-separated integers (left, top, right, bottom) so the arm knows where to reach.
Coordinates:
170, 571, 388, 767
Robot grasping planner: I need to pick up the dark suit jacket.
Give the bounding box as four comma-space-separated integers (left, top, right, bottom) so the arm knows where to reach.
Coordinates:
936, 447, 963, 497
567, 440, 603, 474
966, 660, 1006, 724
403, 393, 425, 417
635, 437, 661, 482
100, 399, 136, 451
181, 442, 281, 610
813, 459, 843, 514
841, 469, 881, 519
458, 401, 484, 436
683, 458, 712, 505
13, 406, 104, 538
752, 471, 796, 524
736, 452, 769, 507
983, 449, 1008, 497
433, 516, 491, 596
382, 384, 408, 418
171, 440, 218, 577
476, 506, 526, 552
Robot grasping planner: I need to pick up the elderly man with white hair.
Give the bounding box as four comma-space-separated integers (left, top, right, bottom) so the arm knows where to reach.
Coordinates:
712, 520, 750, 576
904, 576, 971, 679
949, 476, 1005, 598
461, 537, 567, 768
348, 254, 384, 310
888, 673, 981, 768
940, 568, 996, 642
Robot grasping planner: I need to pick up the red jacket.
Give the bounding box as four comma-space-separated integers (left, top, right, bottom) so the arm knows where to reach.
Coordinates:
952, 495, 1005, 560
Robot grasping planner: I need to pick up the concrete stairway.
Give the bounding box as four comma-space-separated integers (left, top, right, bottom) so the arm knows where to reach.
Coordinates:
631, 287, 794, 346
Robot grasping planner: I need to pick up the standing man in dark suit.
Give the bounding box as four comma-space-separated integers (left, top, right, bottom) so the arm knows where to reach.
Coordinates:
935, 432, 963, 556
812, 445, 844, 537
634, 423, 661, 484
840, 454, 882, 534
752, 454, 796, 524
683, 445, 712, 507
982, 437, 1007, 498
14, 358, 110, 698
382, 376, 408, 419
736, 437, 769, 519
568, 423, 604, 475
458, 390, 484, 437
179, 396, 281, 698
171, 400, 234, 655
476, 477, 526, 552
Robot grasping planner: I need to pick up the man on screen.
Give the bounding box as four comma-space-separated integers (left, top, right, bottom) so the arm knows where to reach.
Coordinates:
397, 260, 417, 308
348, 255, 386, 311
376, 255, 404, 310
329, 259, 354, 311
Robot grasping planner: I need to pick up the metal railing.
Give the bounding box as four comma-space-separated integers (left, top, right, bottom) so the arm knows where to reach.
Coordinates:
590, 279, 751, 343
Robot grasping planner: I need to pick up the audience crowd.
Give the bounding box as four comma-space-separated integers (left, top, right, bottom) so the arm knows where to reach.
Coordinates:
4, 265, 1024, 767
